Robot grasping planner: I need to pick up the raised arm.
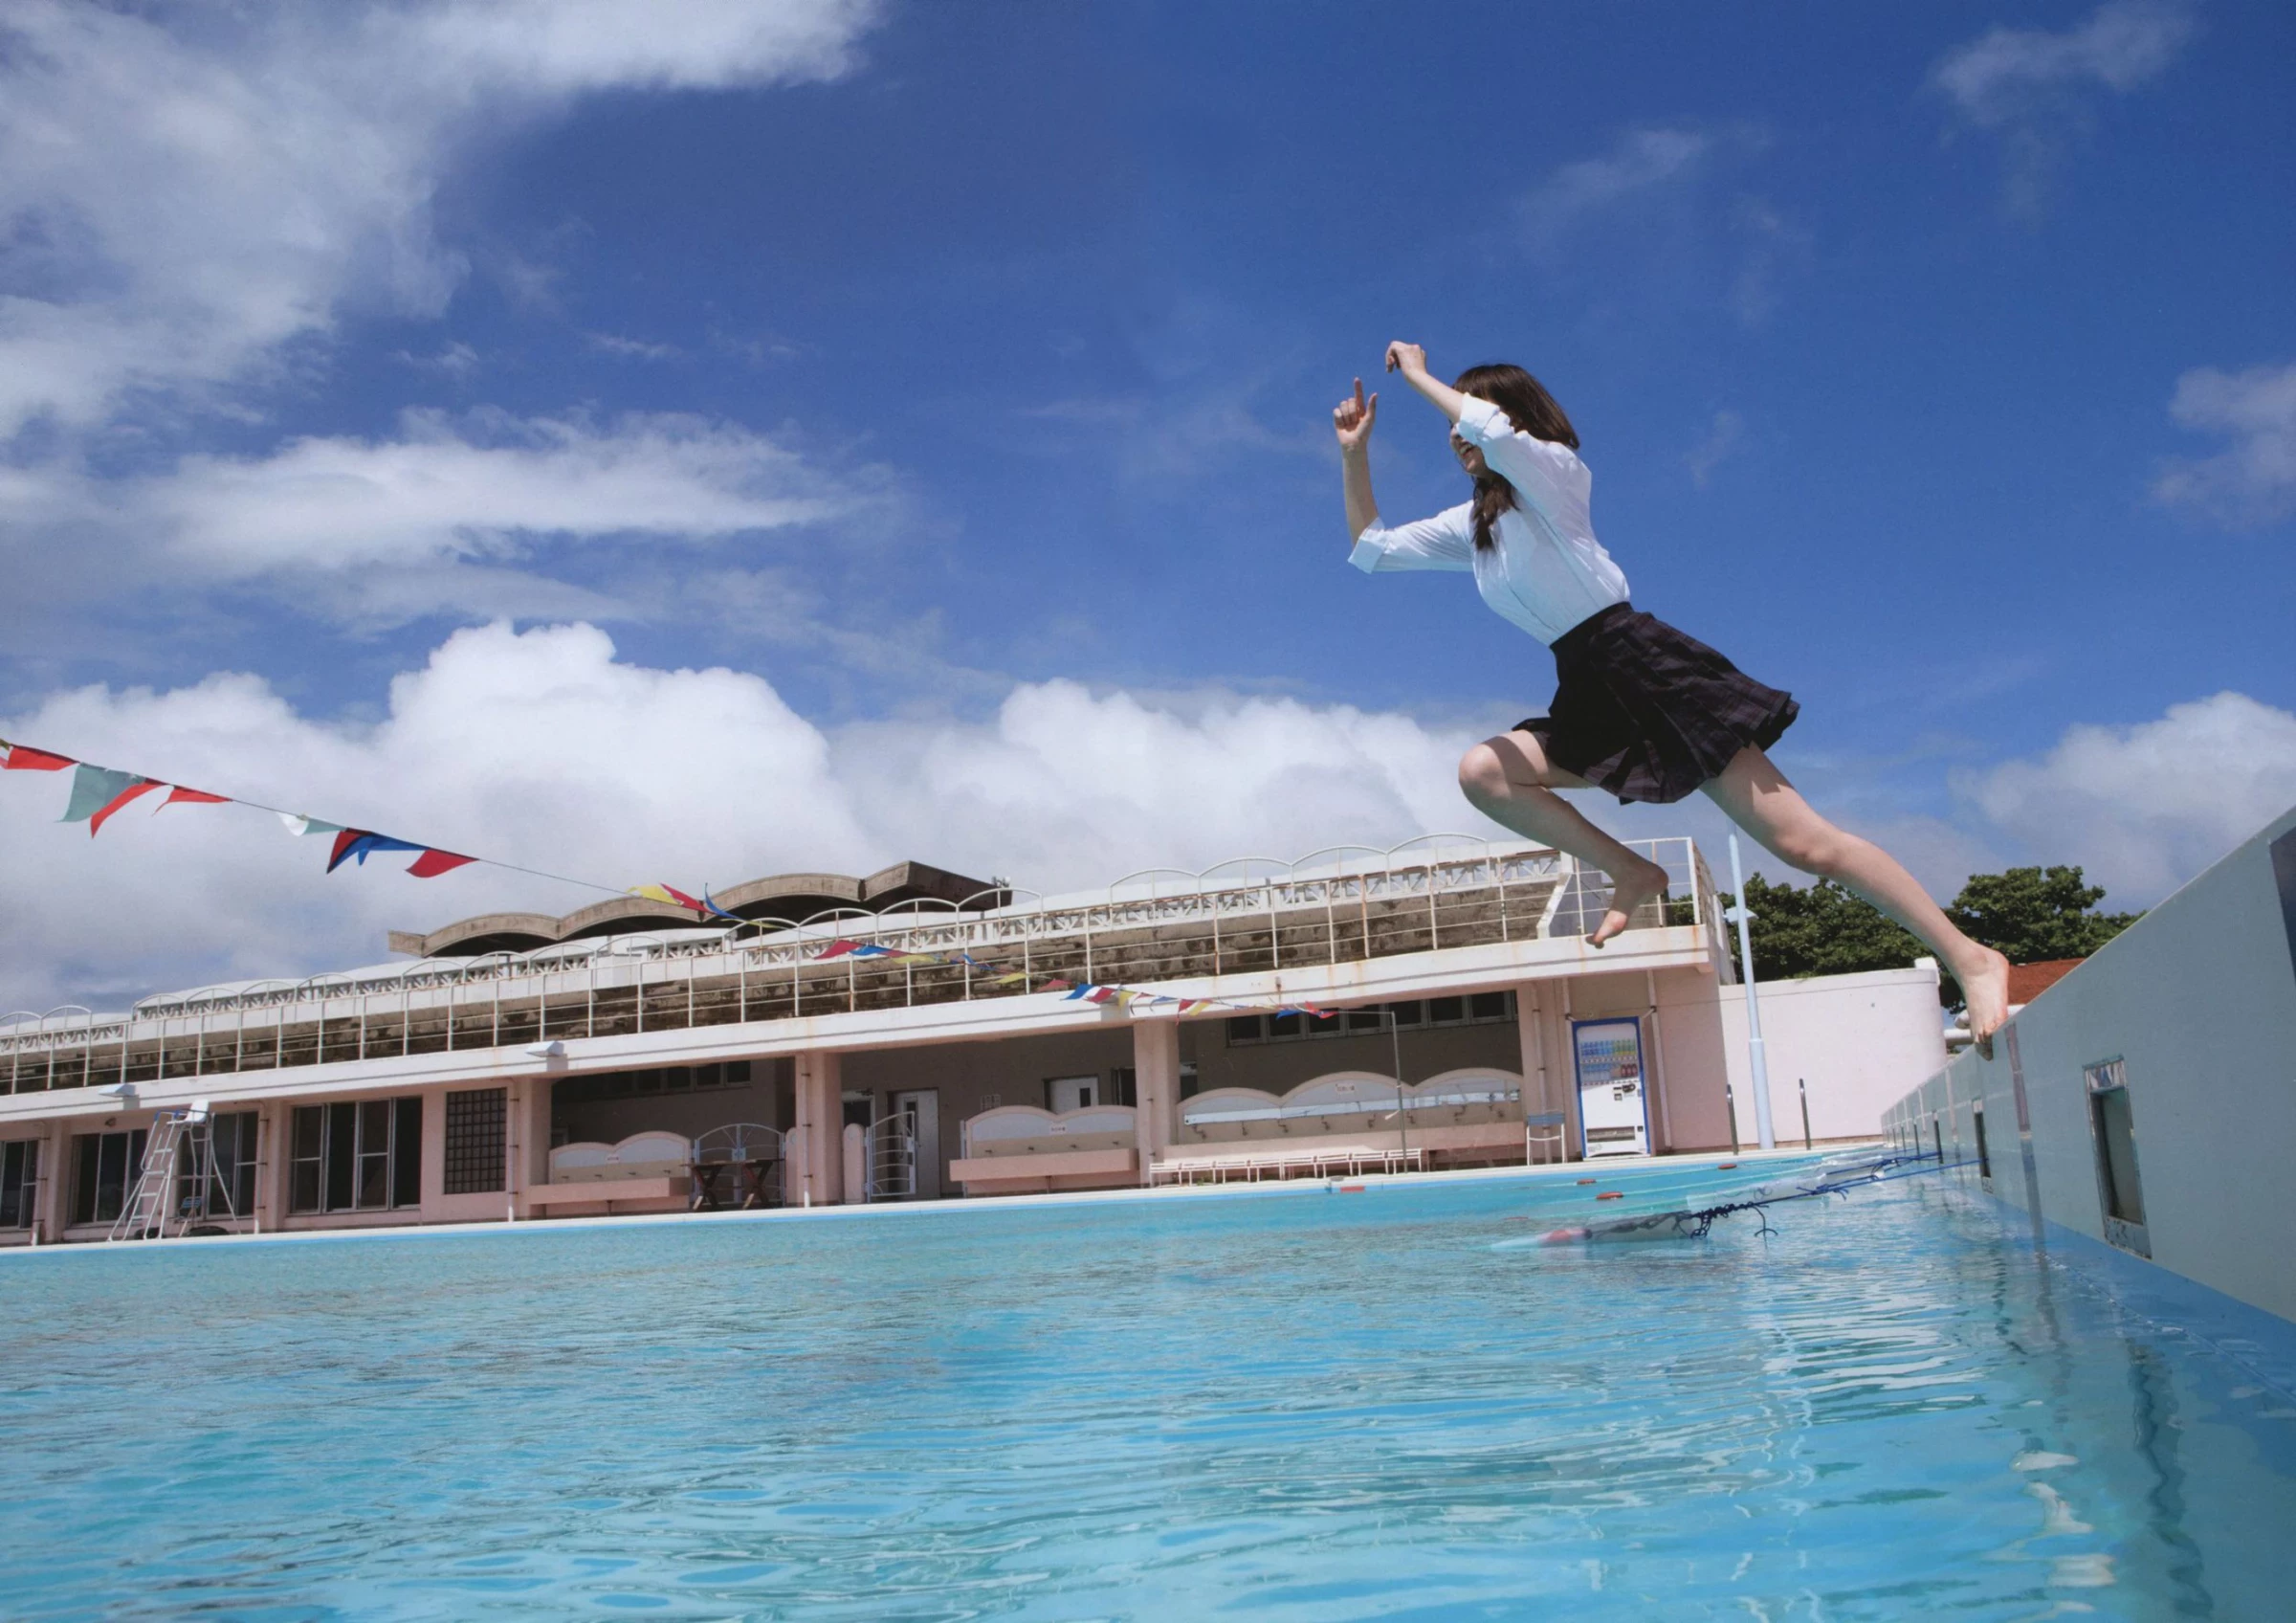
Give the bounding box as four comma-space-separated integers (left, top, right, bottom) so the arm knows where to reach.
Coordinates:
1384, 342, 1467, 424
1333, 376, 1380, 542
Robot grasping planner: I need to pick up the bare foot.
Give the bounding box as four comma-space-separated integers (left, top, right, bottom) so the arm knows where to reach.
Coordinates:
1588, 858, 1668, 948
1959, 945, 2012, 1058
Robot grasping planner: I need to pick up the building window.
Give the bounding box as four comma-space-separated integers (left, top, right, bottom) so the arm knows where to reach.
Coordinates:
1109, 1068, 1138, 1107
176, 1110, 260, 1221
291, 1097, 423, 1213
0, 1140, 38, 1229
2085, 1058, 2149, 1257
551, 1060, 752, 1106
1222, 993, 1516, 1046
443, 1088, 506, 1196
70, 1129, 147, 1227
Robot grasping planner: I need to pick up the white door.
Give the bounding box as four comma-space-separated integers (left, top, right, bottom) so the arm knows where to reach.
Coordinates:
1573, 1018, 1650, 1158
1047, 1076, 1097, 1114
893, 1089, 941, 1200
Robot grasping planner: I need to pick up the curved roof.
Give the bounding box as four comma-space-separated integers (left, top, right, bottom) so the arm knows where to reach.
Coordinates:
388, 859, 1004, 958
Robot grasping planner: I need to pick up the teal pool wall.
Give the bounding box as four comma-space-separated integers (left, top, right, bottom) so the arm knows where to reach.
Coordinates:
1888, 804, 2296, 1324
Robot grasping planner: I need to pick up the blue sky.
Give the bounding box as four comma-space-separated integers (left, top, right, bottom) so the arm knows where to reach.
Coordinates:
2, 0, 2292, 1010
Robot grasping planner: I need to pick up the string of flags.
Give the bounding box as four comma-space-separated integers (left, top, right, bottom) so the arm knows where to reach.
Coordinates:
1, 732, 1335, 1023
3, 733, 492, 882
810, 938, 1333, 1022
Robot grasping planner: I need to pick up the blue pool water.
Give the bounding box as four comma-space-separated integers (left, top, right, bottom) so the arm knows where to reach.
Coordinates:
4, 1161, 2294, 1620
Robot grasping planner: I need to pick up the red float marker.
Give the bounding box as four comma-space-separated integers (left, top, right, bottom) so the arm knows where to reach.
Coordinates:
1597, 1191, 1623, 1201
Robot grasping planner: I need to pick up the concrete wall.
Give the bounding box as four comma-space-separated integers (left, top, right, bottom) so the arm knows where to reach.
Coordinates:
1886, 806, 2296, 1324
1720, 965, 1949, 1146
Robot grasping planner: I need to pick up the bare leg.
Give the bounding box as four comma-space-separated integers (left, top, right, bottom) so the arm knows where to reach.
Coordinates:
1459, 731, 1670, 949
1700, 747, 2012, 1046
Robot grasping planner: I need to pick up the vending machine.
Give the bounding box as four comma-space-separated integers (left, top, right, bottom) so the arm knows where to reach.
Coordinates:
1572, 1017, 1650, 1158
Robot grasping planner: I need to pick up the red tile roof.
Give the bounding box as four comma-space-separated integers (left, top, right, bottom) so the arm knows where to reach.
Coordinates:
2007, 958, 2085, 1005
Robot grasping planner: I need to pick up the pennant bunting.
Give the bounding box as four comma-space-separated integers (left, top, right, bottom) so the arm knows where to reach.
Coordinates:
1, 732, 614, 901
62, 765, 142, 824
87, 777, 165, 835
408, 849, 477, 878
699, 888, 746, 923
629, 883, 708, 912
326, 830, 426, 873
3, 742, 75, 771
160, 786, 231, 809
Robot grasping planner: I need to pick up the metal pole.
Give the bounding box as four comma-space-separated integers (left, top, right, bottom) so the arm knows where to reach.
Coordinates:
1725, 833, 1776, 1150
1799, 1077, 1813, 1151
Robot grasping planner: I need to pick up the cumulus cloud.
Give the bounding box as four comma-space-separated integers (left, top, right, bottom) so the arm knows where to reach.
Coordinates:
3, 409, 880, 633
0, 623, 1481, 1012
1957, 692, 2296, 902
1929, 1, 2193, 215
149, 410, 855, 572
2153, 361, 2296, 526
0, 0, 880, 435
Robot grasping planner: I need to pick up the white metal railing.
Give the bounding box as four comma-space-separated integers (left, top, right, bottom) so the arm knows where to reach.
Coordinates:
3, 835, 1721, 1093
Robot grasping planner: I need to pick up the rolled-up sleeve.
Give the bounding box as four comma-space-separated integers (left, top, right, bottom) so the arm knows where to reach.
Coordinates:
1348, 503, 1475, 572
1454, 395, 1582, 517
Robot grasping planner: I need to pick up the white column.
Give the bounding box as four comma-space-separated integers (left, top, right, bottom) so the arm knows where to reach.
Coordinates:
35, 1120, 72, 1240
1131, 1019, 1180, 1182
791, 1051, 844, 1206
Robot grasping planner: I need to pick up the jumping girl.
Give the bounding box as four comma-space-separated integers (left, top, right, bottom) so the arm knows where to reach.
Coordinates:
1336, 344, 2011, 1044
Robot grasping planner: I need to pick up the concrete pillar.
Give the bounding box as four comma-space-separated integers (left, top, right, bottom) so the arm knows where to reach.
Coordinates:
270, 1100, 301, 1222
418, 1085, 450, 1217
35, 1119, 72, 1241
252, 1102, 281, 1233
507, 1078, 550, 1218
1555, 979, 1584, 1162
1132, 1019, 1180, 1181
842, 1123, 867, 1203
790, 1051, 844, 1206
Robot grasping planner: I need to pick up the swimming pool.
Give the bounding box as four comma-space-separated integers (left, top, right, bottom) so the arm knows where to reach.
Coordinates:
4, 1160, 2291, 1619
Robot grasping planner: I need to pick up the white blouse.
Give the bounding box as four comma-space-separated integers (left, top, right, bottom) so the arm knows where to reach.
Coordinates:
1347, 394, 1629, 645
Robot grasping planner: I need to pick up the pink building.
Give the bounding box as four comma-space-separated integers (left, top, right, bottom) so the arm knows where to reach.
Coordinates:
0, 837, 1945, 1244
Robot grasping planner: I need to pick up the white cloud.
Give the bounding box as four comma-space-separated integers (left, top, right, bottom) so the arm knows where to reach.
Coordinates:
1931, 1, 2193, 123
1956, 692, 2296, 902
14, 630, 2287, 1013
1516, 127, 1713, 255
1686, 411, 1745, 488
0, 0, 880, 435
3, 409, 878, 631
0, 623, 1484, 1012
2153, 362, 2296, 526
146, 409, 855, 572
1929, 1, 2193, 216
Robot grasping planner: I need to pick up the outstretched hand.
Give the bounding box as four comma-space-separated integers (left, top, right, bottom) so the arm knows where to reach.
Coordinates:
1383, 341, 1428, 378
1333, 377, 1378, 451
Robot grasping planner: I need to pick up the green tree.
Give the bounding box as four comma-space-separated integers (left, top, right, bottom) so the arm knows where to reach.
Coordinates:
1944, 866, 2143, 965
1717, 864, 2141, 1006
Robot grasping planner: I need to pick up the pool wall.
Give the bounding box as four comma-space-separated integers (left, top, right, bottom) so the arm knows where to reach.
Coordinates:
1887, 803, 2296, 1324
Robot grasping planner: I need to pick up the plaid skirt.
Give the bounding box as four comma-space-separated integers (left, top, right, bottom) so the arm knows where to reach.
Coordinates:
1515, 602, 1799, 806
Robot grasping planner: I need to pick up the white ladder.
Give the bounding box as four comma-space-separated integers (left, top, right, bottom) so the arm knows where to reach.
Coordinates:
108, 1101, 209, 1242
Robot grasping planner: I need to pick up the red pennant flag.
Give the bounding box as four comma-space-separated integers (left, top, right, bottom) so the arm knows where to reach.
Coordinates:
88, 779, 164, 834
160, 786, 231, 809
3, 744, 74, 771
407, 849, 476, 878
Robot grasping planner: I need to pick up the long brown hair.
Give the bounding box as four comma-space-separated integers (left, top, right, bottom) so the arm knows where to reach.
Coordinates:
1454, 364, 1578, 550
